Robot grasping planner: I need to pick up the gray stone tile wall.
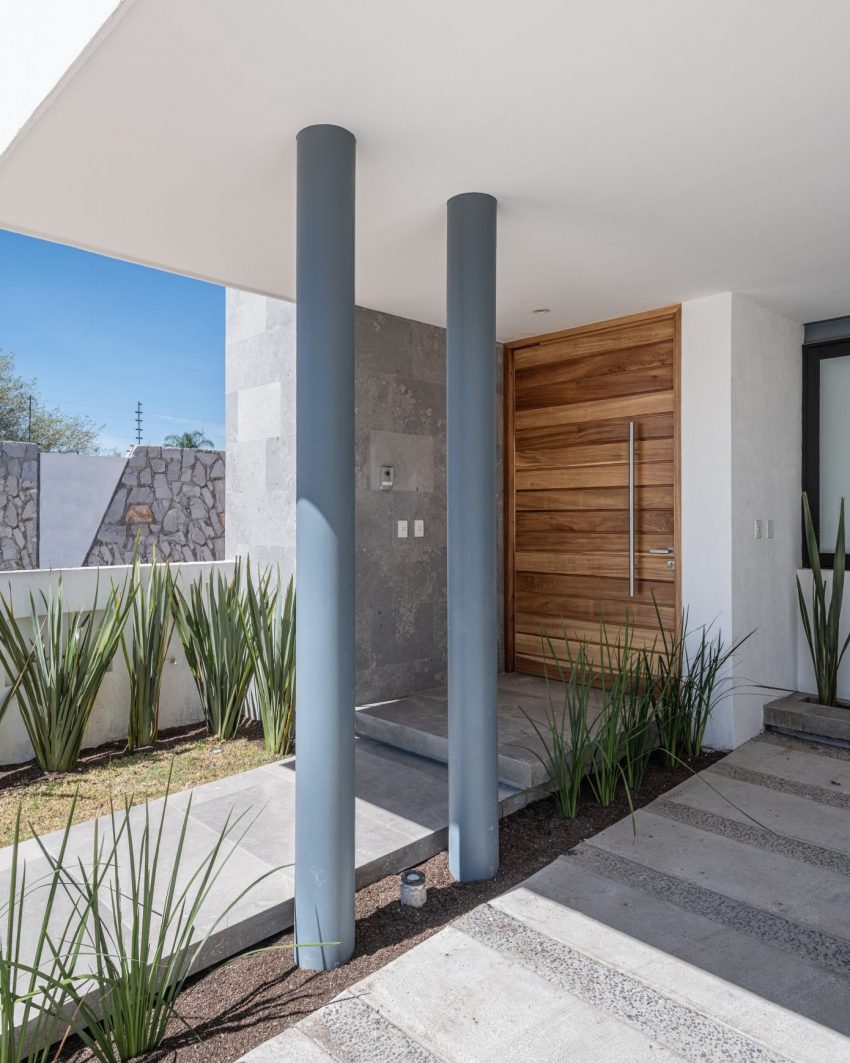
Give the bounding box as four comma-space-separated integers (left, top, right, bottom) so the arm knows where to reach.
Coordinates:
0, 442, 38, 570
225, 292, 504, 705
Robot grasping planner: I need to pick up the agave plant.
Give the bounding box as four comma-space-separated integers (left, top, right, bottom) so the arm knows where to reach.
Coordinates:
0, 576, 131, 774
798, 492, 850, 707
121, 555, 175, 751
241, 565, 296, 757
172, 561, 254, 740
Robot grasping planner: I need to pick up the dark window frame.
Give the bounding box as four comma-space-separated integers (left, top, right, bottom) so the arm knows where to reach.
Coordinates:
802, 338, 850, 568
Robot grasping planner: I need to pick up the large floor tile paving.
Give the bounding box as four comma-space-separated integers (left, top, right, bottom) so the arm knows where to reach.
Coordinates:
355, 671, 602, 789
245, 733, 850, 1062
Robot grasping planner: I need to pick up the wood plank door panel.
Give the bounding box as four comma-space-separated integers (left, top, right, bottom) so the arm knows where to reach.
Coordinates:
505, 305, 681, 677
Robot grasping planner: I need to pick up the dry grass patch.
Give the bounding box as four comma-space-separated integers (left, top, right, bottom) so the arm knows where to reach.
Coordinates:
0, 724, 278, 848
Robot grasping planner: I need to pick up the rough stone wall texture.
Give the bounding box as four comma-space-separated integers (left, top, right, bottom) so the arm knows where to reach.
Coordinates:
225, 291, 504, 706
0, 442, 39, 570
85, 446, 225, 565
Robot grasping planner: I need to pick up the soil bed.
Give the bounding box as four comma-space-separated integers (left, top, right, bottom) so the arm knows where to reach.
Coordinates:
0, 721, 276, 846
60, 748, 723, 1063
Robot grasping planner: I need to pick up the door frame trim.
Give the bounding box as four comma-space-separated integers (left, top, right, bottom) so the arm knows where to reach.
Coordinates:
502, 304, 682, 671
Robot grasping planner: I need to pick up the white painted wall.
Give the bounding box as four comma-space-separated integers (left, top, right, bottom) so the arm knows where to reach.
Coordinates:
680, 293, 802, 748
730, 295, 802, 744
0, 560, 232, 766
39, 452, 127, 569
680, 292, 734, 659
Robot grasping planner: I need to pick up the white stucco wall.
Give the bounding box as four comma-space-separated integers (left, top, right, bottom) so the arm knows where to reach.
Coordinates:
39, 452, 127, 569
680, 292, 802, 749
680, 292, 734, 660
0, 560, 231, 766
730, 295, 802, 743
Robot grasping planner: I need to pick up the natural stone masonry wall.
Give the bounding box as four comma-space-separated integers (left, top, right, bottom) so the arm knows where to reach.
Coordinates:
0, 442, 38, 570
85, 446, 225, 565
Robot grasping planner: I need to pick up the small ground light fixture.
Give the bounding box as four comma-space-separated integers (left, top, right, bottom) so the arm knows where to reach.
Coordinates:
400, 869, 427, 908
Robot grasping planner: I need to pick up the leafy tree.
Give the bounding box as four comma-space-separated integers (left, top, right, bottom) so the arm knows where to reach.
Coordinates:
163, 429, 214, 449
0, 349, 102, 453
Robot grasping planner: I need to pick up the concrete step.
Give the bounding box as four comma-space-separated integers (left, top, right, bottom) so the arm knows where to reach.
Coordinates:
356, 672, 598, 791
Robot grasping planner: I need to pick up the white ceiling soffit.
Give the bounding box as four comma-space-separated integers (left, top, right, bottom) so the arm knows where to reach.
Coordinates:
1, 0, 849, 339
0, 0, 128, 155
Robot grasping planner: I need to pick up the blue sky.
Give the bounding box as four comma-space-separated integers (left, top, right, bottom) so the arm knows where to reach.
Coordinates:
0, 228, 225, 453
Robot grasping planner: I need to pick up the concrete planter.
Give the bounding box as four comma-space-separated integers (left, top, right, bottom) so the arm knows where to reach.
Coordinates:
764, 690, 850, 744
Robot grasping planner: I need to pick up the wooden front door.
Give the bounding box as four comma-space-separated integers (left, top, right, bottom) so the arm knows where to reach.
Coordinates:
504, 305, 680, 676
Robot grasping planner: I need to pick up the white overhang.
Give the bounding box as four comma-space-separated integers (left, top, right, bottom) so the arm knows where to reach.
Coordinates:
1, 0, 849, 339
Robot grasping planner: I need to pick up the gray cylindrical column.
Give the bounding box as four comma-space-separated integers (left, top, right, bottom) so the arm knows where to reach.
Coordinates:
294, 124, 356, 970
446, 192, 499, 882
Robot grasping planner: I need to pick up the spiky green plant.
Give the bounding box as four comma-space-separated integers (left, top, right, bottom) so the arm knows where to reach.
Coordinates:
1, 800, 94, 1063
588, 619, 645, 806
648, 598, 750, 764
0, 576, 131, 773
35, 781, 281, 1062
241, 565, 296, 757
172, 561, 254, 740
798, 492, 850, 707
520, 631, 596, 819
122, 556, 175, 751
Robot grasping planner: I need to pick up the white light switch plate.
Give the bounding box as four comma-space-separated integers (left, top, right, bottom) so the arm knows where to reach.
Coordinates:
414, 519, 424, 538
397, 520, 408, 539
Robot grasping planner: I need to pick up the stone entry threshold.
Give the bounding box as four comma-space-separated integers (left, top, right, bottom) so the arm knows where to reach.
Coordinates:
764, 690, 850, 746
242, 733, 850, 1062
356, 672, 602, 790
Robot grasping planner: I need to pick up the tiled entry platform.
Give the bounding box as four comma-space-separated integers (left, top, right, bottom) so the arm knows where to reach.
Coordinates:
243, 733, 850, 1062
356, 671, 601, 790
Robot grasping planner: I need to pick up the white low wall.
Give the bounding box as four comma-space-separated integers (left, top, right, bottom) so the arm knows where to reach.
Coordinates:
796, 569, 850, 701
0, 560, 233, 766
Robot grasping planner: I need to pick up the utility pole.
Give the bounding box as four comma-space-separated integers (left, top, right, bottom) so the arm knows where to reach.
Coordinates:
27, 395, 33, 442
135, 401, 143, 446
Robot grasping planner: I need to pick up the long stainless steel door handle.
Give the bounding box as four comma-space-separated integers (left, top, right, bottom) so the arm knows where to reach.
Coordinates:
628, 421, 635, 598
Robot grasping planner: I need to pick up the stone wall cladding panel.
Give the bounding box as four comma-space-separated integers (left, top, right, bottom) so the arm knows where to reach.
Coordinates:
226, 296, 505, 704
0, 442, 39, 569
83, 446, 225, 566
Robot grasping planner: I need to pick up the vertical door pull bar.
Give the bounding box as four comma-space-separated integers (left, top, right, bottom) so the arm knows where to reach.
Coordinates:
628, 421, 635, 598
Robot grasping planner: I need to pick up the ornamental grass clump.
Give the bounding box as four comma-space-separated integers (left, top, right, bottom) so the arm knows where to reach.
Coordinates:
172, 561, 254, 740
122, 555, 175, 751
37, 780, 280, 1062
241, 564, 296, 757
520, 632, 596, 820
648, 599, 748, 766
797, 491, 850, 707
1, 801, 93, 1063
0, 576, 131, 774
590, 619, 653, 805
